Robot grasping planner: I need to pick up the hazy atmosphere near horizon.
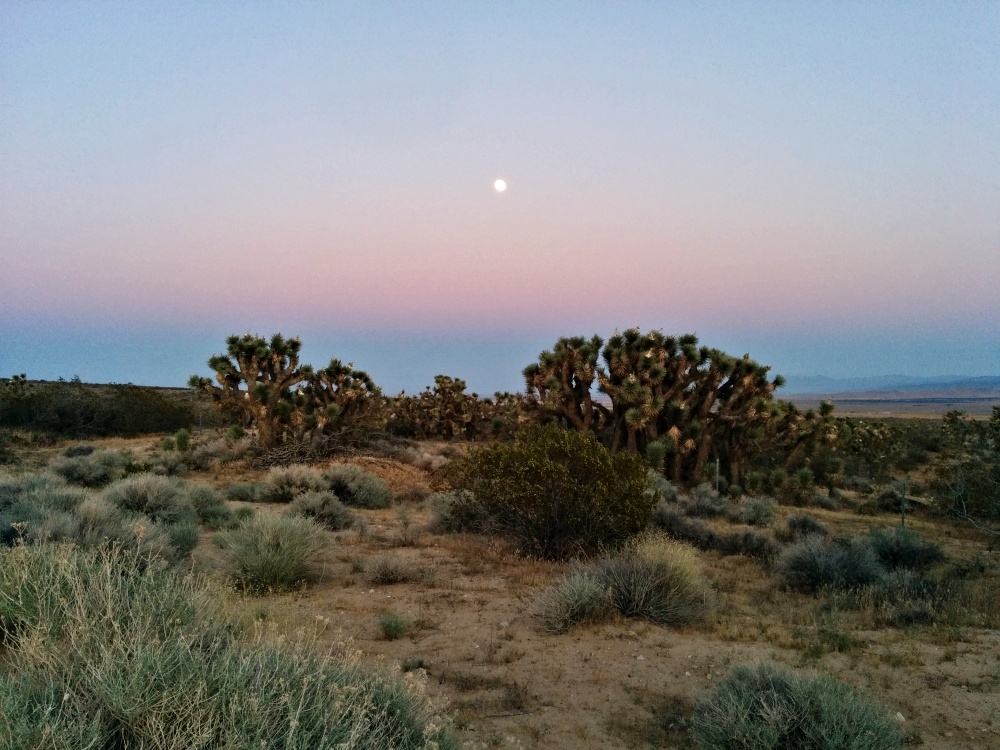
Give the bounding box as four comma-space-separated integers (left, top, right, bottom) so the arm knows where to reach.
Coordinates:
2, 2, 998, 394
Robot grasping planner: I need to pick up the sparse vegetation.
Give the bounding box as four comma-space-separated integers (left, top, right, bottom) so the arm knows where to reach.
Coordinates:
220, 514, 328, 593
0, 543, 456, 749
378, 611, 412, 640
692, 664, 905, 750
323, 463, 393, 508
288, 489, 356, 530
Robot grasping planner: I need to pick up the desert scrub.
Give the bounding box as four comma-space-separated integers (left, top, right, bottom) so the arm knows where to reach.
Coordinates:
367, 554, 414, 585
442, 423, 653, 559
681, 483, 731, 518
221, 514, 328, 593
185, 482, 233, 528
225, 481, 262, 502
378, 611, 412, 640
777, 513, 830, 542
692, 664, 905, 750
288, 490, 355, 530
533, 566, 611, 634
426, 490, 488, 533
0, 543, 457, 750
534, 536, 710, 632
323, 463, 393, 508
256, 464, 328, 503
597, 535, 711, 625
48, 448, 132, 487
653, 502, 779, 562
779, 535, 885, 593
867, 525, 944, 571
730, 495, 775, 527
102, 473, 197, 526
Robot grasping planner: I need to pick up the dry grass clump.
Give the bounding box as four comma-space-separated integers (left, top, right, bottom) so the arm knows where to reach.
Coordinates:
533, 566, 611, 634
0, 543, 457, 750
691, 664, 905, 750
220, 514, 328, 593
367, 554, 416, 585
533, 535, 711, 633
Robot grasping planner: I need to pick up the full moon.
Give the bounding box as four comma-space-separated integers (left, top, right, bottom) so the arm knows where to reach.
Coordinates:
494, 179, 507, 192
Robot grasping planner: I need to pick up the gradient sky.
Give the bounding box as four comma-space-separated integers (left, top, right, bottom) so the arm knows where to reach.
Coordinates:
2, 2, 998, 394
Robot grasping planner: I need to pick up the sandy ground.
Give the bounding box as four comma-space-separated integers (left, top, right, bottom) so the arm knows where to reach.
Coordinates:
188, 455, 1000, 750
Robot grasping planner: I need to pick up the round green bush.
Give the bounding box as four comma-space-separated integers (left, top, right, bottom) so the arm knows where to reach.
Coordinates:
322, 464, 393, 509
442, 424, 654, 559
692, 664, 905, 750
287, 490, 355, 530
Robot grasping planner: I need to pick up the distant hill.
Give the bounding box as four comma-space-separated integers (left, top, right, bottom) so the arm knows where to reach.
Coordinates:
780, 375, 1000, 395
782, 375, 1000, 418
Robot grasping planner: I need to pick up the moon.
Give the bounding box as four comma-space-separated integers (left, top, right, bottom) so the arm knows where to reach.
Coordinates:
494, 179, 507, 192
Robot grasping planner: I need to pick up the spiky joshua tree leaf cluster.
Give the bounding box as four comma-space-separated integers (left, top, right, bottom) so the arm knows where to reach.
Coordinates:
189, 334, 382, 451
524, 328, 838, 485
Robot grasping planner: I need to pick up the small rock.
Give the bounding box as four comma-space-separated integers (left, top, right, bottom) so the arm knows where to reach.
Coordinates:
637, 655, 646, 661
895, 712, 905, 723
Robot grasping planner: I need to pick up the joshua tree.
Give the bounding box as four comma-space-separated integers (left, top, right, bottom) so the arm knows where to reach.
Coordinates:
523, 335, 609, 433
189, 333, 308, 449
298, 359, 382, 451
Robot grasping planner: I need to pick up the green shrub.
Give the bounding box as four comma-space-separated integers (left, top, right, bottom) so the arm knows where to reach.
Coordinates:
166, 522, 200, 557
533, 566, 611, 634
232, 505, 255, 523
378, 611, 412, 640
779, 536, 885, 593
426, 490, 487, 533
257, 464, 328, 503
186, 482, 233, 528
731, 495, 776, 527
682, 483, 731, 518
323, 463, 393, 509
647, 470, 678, 502
62, 444, 96, 457
161, 436, 176, 451
692, 664, 905, 750
442, 424, 653, 559
867, 525, 944, 572
715, 529, 781, 563
226, 482, 261, 502
288, 490, 355, 530
652, 502, 720, 550
102, 473, 197, 526
174, 428, 190, 452
221, 515, 328, 593
49, 449, 132, 487
778, 513, 830, 542
149, 450, 187, 476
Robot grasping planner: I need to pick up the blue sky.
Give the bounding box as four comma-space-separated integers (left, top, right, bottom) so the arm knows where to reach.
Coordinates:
2, 2, 998, 393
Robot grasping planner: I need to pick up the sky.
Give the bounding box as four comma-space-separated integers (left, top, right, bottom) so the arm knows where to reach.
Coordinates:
2, 2, 998, 394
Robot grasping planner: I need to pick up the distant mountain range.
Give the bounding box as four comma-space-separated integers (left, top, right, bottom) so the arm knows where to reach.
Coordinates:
779, 375, 1000, 396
